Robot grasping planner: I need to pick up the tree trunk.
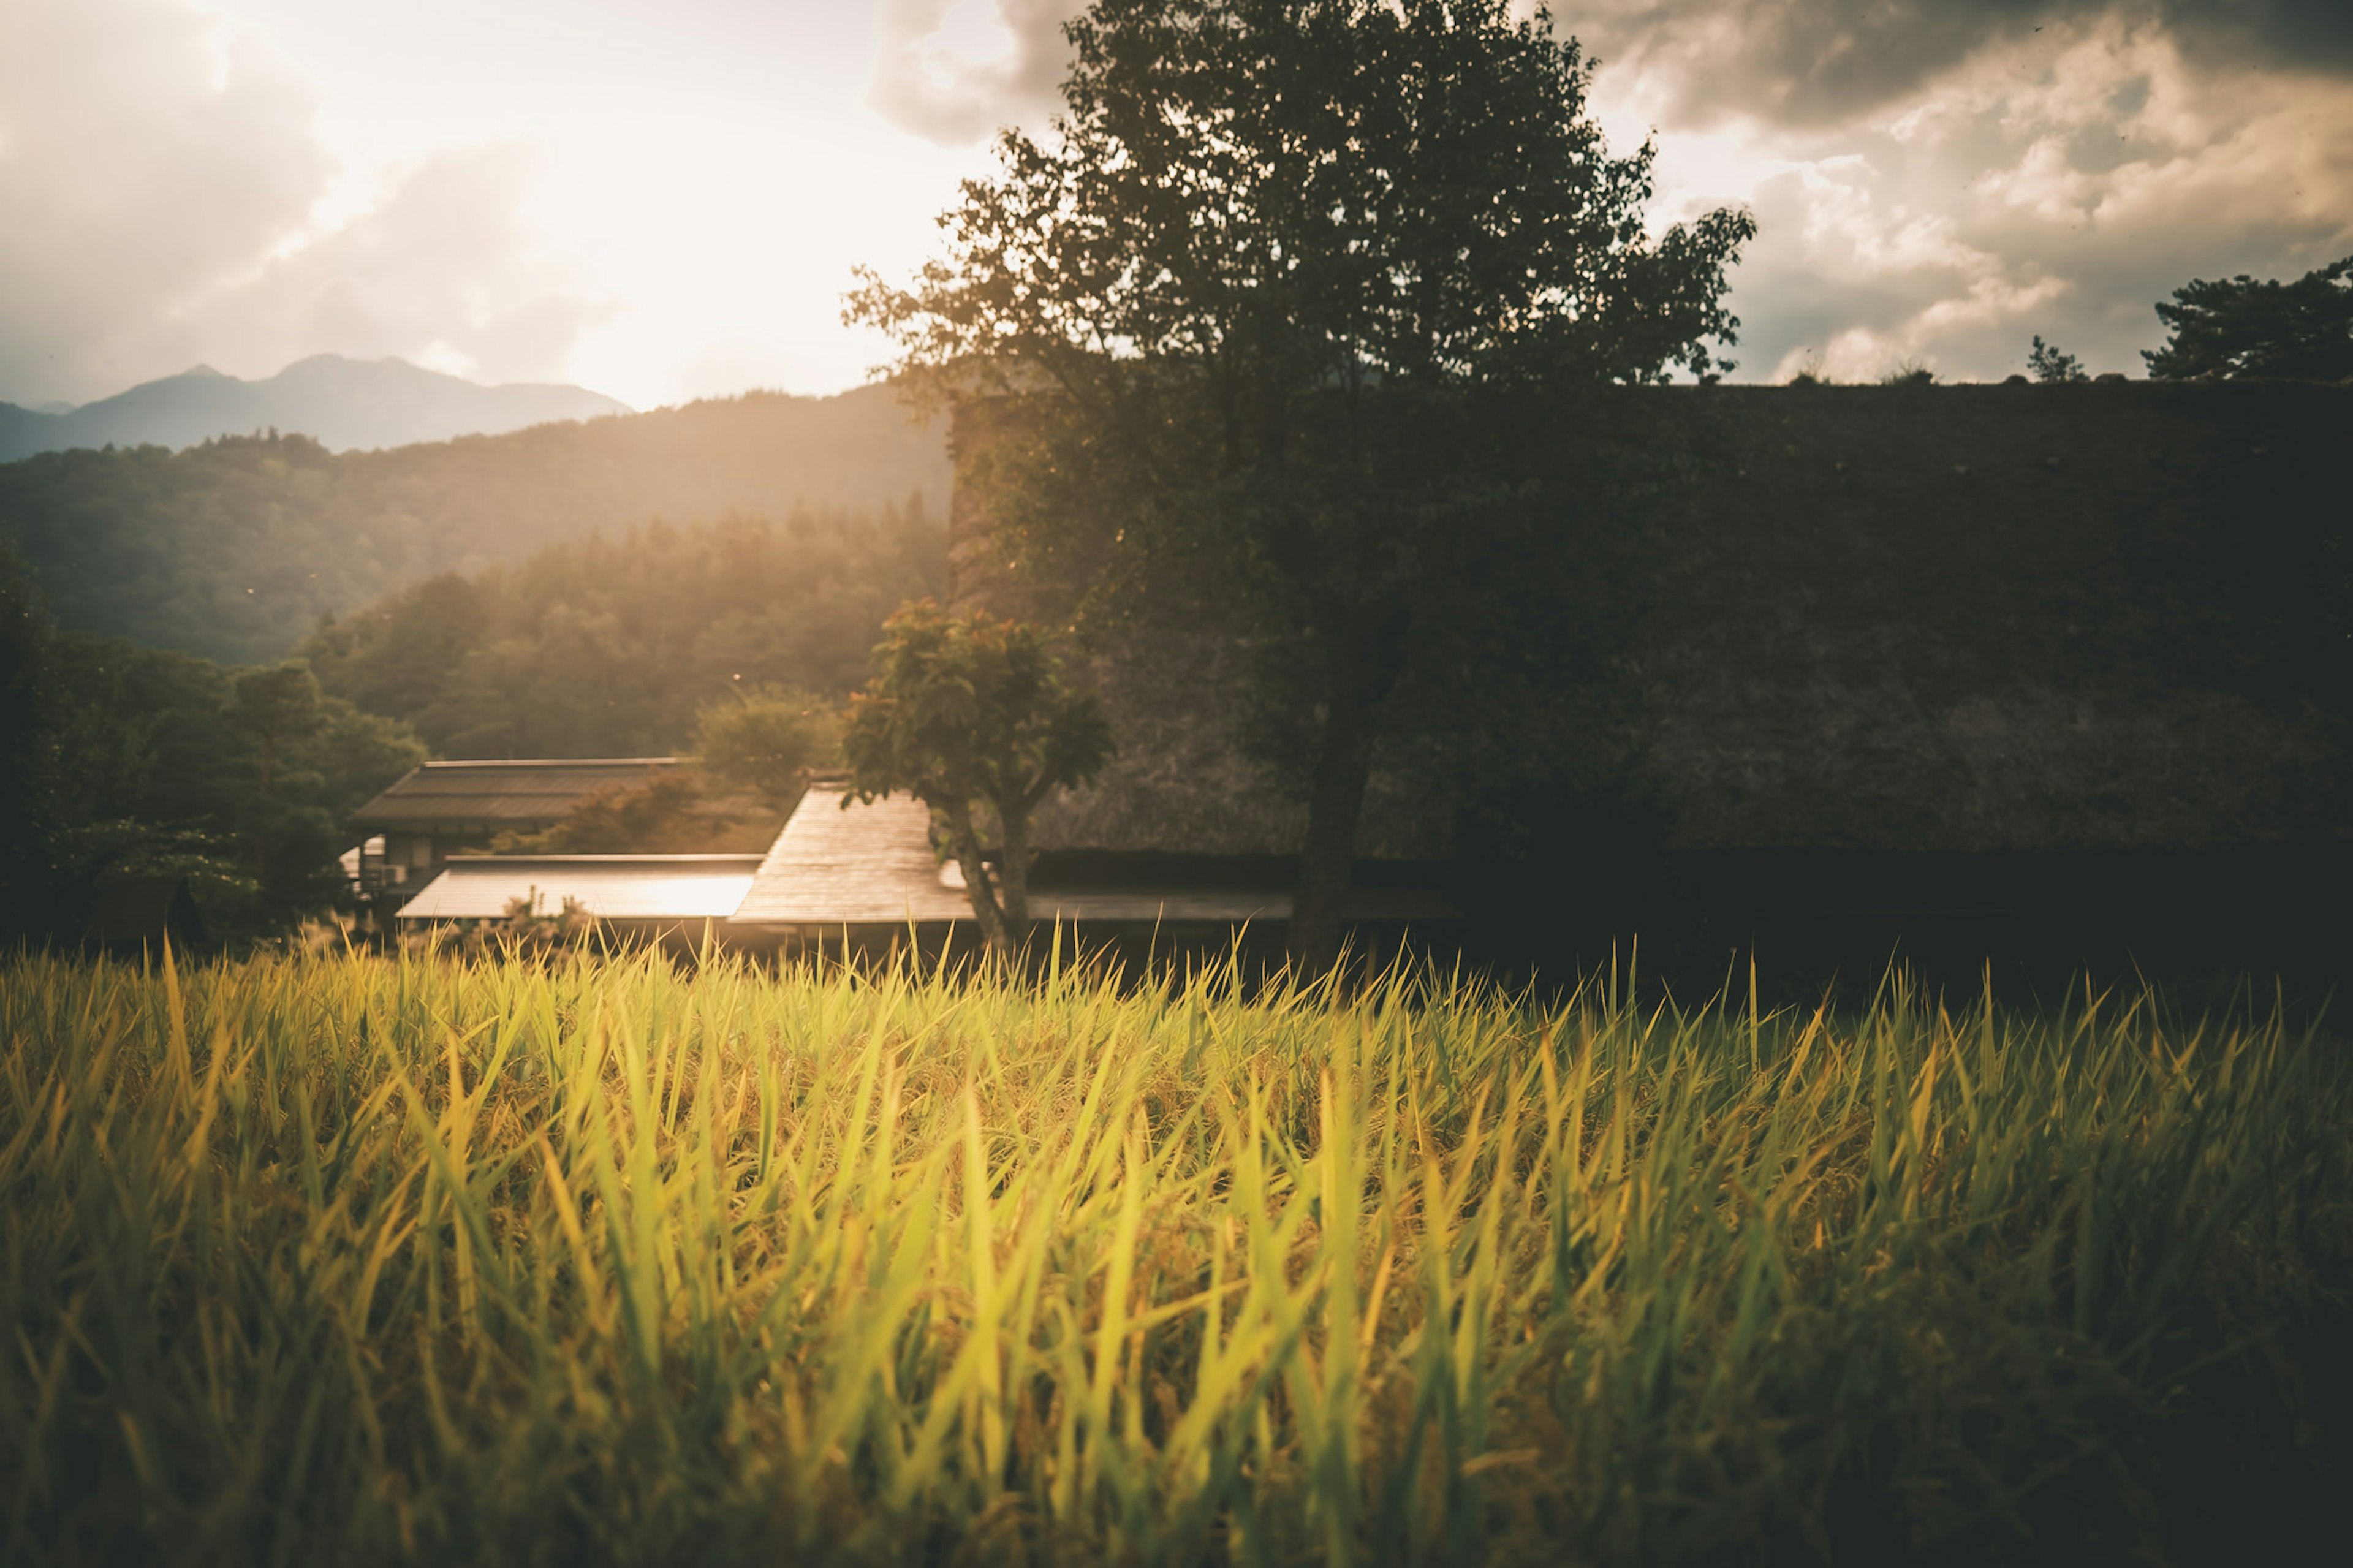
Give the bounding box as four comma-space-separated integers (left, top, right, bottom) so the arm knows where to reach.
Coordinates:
941, 803, 1012, 963
997, 803, 1032, 950
1287, 613, 1394, 974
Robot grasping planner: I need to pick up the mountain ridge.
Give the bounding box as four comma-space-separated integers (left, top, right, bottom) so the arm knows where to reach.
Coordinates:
0, 379, 950, 664
0, 354, 633, 460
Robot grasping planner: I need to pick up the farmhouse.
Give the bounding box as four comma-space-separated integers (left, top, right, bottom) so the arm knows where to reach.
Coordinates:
385, 779, 1456, 953
722, 780, 1452, 953
346, 758, 680, 904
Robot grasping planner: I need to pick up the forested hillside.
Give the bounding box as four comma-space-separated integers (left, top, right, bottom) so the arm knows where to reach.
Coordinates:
0, 382, 948, 664
302, 509, 945, 758
2, 546, 428, 945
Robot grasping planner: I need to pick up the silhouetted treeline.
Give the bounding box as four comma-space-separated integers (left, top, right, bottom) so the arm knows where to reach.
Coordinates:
2, 546, 425, 947
0, 383, 948, 664
301, 508, 947, 759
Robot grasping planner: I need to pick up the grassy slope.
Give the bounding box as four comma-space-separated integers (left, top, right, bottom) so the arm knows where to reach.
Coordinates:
1632, 381, 2351, 851
3, 952, 2348, 1563
972, 381, 2351, 861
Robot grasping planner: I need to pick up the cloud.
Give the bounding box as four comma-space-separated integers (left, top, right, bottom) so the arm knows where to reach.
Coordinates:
1570, 0, 2353, 128
0, 0, 608, 405
1626, 12, 2353, 380
182, 143, 614, 390
866, 0, 1080, 145
857, 2, 2353, 148
0, 0, 327, 401
13, 1, 2340, 406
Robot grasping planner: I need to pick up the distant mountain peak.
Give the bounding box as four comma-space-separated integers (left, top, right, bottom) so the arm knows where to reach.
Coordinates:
1, 355, 634, 461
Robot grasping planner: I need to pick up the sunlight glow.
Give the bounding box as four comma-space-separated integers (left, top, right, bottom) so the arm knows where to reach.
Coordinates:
164, 0, 1004, 409
6, 1, 2345, 407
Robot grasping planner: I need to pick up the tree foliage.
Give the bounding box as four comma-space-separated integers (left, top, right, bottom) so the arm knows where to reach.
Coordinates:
849, 0, 1752, 966
692, 684, 842, 808
2144, 253, 2353, 382
1, 550, 424, 944
842, 602, 1113, 958
852, 0, 1752, 403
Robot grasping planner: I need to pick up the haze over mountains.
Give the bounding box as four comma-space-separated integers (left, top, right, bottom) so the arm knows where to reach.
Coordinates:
0, 380, 950, 664
0, 355, 633, 460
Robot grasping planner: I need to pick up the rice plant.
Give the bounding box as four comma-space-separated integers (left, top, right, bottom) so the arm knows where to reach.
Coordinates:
1, 944, 2344, 1564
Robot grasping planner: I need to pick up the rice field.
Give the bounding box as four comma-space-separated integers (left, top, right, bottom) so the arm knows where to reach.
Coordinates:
2, 944, 2347, 1564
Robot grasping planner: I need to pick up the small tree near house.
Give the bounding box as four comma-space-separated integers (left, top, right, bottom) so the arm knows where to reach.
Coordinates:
693, 683, 841, 809
842, 601, 1113, 960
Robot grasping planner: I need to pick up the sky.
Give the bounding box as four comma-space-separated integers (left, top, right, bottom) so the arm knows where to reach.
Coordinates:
1, 1, 2347, 411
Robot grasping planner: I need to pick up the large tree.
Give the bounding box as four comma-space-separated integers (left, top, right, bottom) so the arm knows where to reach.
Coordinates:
850, 0, 1753, 968
2143, 253, 2353, 382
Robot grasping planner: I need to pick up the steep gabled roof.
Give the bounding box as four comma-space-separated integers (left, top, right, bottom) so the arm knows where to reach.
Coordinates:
728, 785, 1457, 929
730, 785, 972, 926
349, 759, 678, 827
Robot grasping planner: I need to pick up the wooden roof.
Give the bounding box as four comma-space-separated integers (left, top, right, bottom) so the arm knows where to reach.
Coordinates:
729, 786, 1460, 929
396, 854, 760, 922
349, 759, 678, 827
730, 786, 973, 926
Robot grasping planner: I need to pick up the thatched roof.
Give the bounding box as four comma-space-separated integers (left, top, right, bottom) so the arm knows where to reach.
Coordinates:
350, 760, 678, 829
